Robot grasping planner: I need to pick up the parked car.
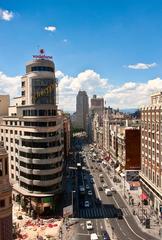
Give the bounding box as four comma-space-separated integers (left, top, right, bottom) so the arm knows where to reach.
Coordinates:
101, 230, 111, 240
86, 220, 93, 230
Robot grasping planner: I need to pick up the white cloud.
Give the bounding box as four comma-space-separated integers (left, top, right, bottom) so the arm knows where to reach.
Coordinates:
44, 26, 56, 32
104, 77, 162, 109
127, 62, 157, 70
0, 9, 13, 21
63, 39, 68, 43
56, 69, 109, 112
1, 69, 162, 112
0, 72, 21, 99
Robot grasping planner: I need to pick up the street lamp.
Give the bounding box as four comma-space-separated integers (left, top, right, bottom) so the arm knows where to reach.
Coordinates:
72, 190, 76, 218
123, 175, 126, 198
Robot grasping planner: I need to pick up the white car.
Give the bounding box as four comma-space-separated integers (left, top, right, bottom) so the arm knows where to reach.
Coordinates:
86, 220, 93, 230
90, 233, 98, 240
111, 187, 116, 192
85, 184, 90, 190
88, 190, 93, 195
105, 188, 112, 196
84, 200, 90, 207
102, 183, 108, 188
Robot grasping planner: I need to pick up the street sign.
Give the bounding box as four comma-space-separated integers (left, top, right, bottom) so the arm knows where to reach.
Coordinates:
63, 205, 73, 218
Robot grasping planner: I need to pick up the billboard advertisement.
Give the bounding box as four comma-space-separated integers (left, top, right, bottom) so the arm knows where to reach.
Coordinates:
32, 78, 55, 104
125, 129, 141, 170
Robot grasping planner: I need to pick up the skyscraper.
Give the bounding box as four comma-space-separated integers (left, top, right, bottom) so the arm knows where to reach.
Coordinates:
76, 90, 89, 130
0, 50, 64, 215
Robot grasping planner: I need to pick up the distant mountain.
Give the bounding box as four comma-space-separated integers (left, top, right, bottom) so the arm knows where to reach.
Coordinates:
120, 108, 138, 114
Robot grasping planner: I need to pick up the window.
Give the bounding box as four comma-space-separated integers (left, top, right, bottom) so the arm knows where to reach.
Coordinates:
0, 160, 2, 176
22, 100, 25, 105
5, 130, 8, 133
11, 156, 14, 160
11, 138, 13, 143
22, 91, 25, 96
10, 130, 13, 134
11, 165, 14, 170
5, 159, 8, 175
0, 199, 5, 208
15, 130, 17, 134
11, 173, 14, 178
1, 129, 3, 133
11, 147, 13, 152
22, 81, 25, 87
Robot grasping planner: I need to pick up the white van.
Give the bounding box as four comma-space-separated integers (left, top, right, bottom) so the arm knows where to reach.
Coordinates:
105, 188, 112, 196
90, 233, 98, 240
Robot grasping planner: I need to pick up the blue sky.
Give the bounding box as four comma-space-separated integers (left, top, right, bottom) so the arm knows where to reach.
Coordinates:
1, 0, 162, 111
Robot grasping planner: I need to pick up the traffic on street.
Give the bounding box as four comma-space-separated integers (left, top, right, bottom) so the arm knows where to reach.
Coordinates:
69, 138, 159, 240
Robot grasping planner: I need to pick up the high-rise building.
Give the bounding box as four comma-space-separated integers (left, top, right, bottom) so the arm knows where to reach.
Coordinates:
140, 92, 162, 217
90, 95, 104, 115
0, 142, 12, 240
76, 90, 89, 130
0, 50, 64, 214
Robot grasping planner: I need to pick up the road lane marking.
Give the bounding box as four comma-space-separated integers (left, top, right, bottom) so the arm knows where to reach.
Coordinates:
112, 196, 147, 240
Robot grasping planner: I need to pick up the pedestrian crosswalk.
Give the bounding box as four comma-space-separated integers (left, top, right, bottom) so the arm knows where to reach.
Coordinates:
78, 206, 129, 219
77, 206, 131, 218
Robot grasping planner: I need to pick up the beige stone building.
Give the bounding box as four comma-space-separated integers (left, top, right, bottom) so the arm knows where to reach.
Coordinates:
0, 53, 64, 214
0, 95, 10, 116
0, 142, 12, 240
140, 92, 162, 216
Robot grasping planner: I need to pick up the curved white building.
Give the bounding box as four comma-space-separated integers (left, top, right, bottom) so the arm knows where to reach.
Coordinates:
0, 52, 64, 214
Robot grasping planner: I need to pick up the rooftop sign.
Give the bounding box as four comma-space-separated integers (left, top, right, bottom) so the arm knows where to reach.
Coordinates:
33, 49, 52, 59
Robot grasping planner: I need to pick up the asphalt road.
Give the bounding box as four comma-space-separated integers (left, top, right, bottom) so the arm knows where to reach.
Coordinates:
76, 144, 158, 240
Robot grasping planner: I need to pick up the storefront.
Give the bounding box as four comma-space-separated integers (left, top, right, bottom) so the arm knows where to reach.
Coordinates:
140, 178, 162, 216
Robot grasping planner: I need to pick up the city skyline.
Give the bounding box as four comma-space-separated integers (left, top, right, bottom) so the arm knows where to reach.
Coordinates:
1, 0, 162, 111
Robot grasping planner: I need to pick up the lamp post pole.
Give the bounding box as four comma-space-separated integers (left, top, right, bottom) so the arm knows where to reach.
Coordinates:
72, 190, 76, 218
123, 175, 126, 198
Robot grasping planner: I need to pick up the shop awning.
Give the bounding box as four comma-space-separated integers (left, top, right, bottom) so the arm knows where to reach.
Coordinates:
139, 193, 148, 200
129, 181, 140, 187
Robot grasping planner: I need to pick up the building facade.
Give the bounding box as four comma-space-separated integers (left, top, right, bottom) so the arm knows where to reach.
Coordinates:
0, 52, 64, 214
75, 90, 89, 130
140, 92, 162, 216
90, 95, 104, 115
0, 95, 10, 116
0, 142, 12, 240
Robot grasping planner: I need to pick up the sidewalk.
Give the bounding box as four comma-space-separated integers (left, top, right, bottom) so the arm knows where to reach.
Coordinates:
104, 165, 161, 240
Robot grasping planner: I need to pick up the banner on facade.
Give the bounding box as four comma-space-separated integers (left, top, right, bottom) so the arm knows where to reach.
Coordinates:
125, 129, 141, 170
